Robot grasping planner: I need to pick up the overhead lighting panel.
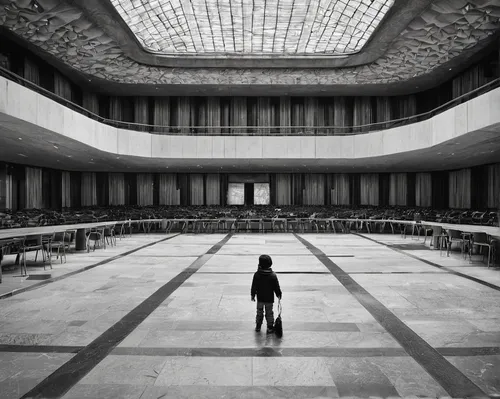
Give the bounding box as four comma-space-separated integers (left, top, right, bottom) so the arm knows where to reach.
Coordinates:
109, 0, 394, 56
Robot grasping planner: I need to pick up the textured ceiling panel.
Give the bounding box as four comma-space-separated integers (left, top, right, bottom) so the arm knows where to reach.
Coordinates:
109, 0, 394, 56
0, 0, 499, 88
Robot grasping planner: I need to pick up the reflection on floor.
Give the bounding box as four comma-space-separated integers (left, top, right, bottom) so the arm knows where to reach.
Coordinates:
0, 233, 499, 398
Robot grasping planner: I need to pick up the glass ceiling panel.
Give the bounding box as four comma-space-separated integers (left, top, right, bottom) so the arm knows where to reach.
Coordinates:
110, 0, 394, 56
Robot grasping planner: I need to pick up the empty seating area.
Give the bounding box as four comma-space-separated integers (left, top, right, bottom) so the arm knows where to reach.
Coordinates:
1, 206, 498, 283
1, 206, 498, 229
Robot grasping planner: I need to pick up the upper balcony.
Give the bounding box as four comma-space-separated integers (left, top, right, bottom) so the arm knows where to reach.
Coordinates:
0, 68, 499, 173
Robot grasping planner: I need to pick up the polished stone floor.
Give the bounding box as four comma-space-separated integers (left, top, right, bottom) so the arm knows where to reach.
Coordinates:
0, 232, 499, 398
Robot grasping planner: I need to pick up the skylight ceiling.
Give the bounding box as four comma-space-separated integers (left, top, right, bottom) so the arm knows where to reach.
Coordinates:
110, 0, 394, 56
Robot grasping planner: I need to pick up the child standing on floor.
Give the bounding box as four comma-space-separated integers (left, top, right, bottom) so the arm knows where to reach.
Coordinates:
251, 254, 282, 334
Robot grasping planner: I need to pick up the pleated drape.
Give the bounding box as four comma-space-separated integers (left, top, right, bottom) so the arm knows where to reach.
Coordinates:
303, 174, 325, 205
452, 64, 487, 98
174, 97, 191, 133
415, 173, 432, 207
449, 168, 471, 209
258, 97, 272, 135
376, 97, 392, 128
333, 97, 351, 134
134, 97, 149, 131
291, 98, 304, 132
25, 167, 43, 209
61, 171, 71, 208
279, 97, 291, 134
158, 173, 180, 205
1, 172, 13, 210
0, 166, 8, 209
276, 173, 292, 205
137, 173, 154, 205
487, 163, 500, 209
24, 57, 39, 85
54, 72, 72, 101
330, 174, 350, 205
304, 97, 318, 134
153, 97, 170, 133
231, 97, 247, 134
108, 173, 125, 205
81, 172, 97, 206
389, 173, 407, 206
109, 96, 123, 121
206, 97, 221, 134
83, 92, 99, 115
190, 174, 204, 205
353, 97, 373, 133
360, 174, 379, 205
206, 174, 220, 205
398, 95, 417, 118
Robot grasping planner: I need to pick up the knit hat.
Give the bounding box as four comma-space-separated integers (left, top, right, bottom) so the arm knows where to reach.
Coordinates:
258, 254, 273, 269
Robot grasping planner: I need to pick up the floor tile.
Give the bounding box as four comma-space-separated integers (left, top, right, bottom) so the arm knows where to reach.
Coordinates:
154, 357, 252, 386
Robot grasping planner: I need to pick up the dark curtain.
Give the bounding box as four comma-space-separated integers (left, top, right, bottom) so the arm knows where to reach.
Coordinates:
70, 172, 81, 208
153, 174, 160, 206
177, 174, 190, 206
219, 173, 228, 206
96, 172, 109, 207
269, 173, 277, 205
292, 174, 303, 205
431, 172, 449, 209
471, 165, 489, 209
349, 174, 361, 206
378, 173, 390, 206
407, 173, 416, 207
125, 173, 137, 206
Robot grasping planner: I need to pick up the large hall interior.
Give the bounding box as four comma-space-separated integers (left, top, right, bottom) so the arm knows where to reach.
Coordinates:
0, 0, 500, 398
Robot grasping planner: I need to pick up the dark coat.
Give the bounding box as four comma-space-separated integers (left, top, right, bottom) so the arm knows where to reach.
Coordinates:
251, 267, 282, 303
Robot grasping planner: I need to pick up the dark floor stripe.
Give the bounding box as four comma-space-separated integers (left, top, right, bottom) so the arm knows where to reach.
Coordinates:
197, 271, 331, 275
0, 345, 84, 354
1, 344, 498, 358
347, 271, 450, 275
111, 347, 409, 357
213, 254, 354, 257
294, 233, 488, 398
356, 233, 500, 292
0, 233, 180, 301
20, 234, 232, 399
437, 346, 500, 356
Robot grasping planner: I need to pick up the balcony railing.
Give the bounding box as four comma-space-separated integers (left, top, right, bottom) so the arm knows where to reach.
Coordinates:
1, 65, 499, 136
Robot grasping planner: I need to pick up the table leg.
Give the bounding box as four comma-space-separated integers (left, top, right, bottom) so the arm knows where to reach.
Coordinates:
75, 229, 87, 251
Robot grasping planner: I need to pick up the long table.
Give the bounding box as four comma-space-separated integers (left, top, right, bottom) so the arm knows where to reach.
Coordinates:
0, 221, 118, 251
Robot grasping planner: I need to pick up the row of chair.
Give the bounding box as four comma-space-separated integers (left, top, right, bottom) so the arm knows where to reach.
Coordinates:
0, 224, 120, 283
420, 227, 497, 267
164, 218, 352, 234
